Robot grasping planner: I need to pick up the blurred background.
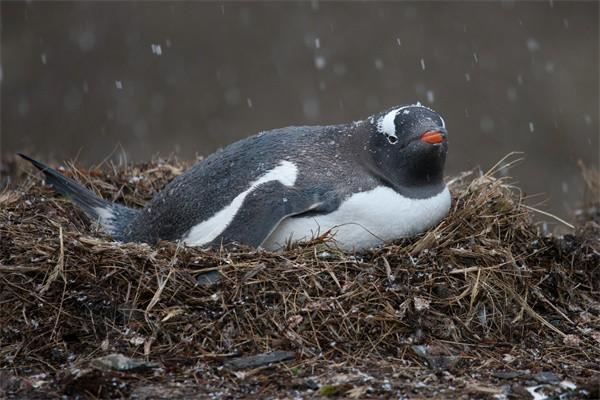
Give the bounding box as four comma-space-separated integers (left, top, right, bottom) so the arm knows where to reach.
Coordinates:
1, 1, 598, 225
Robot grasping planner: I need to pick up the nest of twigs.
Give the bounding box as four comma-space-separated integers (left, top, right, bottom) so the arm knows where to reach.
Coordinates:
1, 155, 599, 396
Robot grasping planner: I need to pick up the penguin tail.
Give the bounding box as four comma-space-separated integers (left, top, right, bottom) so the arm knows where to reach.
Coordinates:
18, 153, 138, 240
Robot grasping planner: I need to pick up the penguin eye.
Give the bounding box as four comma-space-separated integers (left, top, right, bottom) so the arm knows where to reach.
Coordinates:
387, 135, 398, 144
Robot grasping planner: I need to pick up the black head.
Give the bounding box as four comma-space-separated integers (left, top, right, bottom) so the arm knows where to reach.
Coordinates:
363, 104, 448, 198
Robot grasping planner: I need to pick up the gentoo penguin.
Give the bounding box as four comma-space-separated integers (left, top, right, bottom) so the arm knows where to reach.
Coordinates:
20, 103, 450, 252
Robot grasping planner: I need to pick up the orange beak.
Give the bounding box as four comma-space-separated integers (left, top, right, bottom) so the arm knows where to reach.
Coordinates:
420, 130, 445, 144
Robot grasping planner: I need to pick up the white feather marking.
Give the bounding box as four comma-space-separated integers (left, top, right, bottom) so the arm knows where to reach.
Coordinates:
377, 104, 423, 138
377, 104, 444, 138
439, 114, 446, 128
183, 160, 298, 246
377, 108, 400, 138
94, 207, 116, 233
262, 185, 451, 251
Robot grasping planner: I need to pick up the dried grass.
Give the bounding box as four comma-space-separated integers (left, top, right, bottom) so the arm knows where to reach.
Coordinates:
1, 155, 599, 397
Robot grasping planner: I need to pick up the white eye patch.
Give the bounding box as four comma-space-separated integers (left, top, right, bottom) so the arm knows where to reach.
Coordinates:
376, 104, 445, 144
377, 108, 400, 142
377, 105, 417, 144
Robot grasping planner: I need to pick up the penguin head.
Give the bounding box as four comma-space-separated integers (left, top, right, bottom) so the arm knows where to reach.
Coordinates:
374, 104, 447, 147
365, 104, 448, 195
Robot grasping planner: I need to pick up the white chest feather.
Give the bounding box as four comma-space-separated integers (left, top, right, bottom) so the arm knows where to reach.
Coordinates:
262, 186, 451, 251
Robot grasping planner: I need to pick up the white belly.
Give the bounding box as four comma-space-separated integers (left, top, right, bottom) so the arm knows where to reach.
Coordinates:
262, 186, 451, 251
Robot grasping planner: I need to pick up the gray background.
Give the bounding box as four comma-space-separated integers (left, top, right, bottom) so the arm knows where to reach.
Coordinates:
2, 1, 598, 224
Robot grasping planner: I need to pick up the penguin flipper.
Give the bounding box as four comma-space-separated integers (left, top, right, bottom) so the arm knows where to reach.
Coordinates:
213, 181, 338, 249
18, 154, 139, 240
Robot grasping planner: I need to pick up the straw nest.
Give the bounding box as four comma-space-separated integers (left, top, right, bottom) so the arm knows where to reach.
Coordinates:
1, 155, 598, 387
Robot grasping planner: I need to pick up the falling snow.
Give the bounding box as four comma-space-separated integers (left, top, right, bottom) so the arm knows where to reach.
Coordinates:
526, 38, 541, 52
151, 44, 162, 55
426, 90, 435, 104
303, 98, 320, 119
314, 56, 326, 70
420, 58, 426, 70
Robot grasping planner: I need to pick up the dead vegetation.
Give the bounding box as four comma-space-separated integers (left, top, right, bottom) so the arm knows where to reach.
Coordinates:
0, 155, 598, 399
